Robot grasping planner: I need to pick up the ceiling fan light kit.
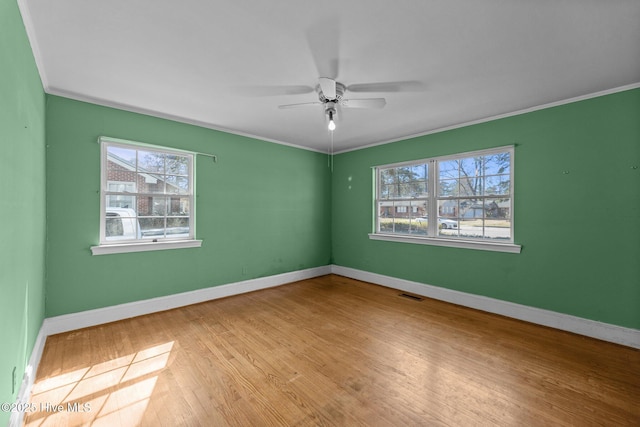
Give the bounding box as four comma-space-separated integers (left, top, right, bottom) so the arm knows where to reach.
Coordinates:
327, 107, 336, 131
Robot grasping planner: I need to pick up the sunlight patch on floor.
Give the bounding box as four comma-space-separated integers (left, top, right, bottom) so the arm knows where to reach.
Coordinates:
25, 341, 174, 426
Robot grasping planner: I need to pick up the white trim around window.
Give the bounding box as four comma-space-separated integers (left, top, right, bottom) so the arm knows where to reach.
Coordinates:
91, 239, 202, 255
92, 136, 202, 255
368, 233, 521, 253
371, 146, 521, 253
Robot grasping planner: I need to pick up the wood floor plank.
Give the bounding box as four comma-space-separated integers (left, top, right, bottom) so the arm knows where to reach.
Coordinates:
24, 274, 640, 426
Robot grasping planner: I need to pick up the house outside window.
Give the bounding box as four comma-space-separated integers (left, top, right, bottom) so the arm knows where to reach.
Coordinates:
107, 181, 136, 209
96, 137, 198, 252
372, 146, 520, 253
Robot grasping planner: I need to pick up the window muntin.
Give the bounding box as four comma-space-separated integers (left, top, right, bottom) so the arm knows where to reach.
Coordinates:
375, 147, 513, 243
100, 138, 195, 244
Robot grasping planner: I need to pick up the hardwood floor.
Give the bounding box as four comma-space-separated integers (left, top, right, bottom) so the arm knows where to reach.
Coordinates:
24, 275, 639, 426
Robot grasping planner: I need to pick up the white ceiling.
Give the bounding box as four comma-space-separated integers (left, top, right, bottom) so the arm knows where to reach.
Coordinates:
20, 0, 640, 153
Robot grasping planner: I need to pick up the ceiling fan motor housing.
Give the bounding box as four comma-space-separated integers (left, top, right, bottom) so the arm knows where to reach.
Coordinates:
318, 82, 346, 103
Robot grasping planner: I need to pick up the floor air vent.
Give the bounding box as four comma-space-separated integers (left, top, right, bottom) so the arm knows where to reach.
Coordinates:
398, 293, 424, 301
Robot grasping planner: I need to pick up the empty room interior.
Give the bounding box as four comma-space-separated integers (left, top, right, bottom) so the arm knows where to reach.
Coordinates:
2, 0, 639, 426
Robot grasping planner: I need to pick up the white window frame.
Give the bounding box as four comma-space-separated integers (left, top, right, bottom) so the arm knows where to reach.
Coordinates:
370, 146, 521, 253
91, 136, 202, 255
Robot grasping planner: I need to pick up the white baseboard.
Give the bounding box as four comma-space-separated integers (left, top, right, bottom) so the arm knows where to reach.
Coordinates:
10, 326, 47, 427
11, 265, 330, 425
331, 265, 640, 349
11, 263, 638, 426
44, 265, 332, 336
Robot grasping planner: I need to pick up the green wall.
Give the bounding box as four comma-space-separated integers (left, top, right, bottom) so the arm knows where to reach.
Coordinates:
0, 0, 46, 423
332, 88, 640, 329
3, 3, 639, 419
45, 96, 332, 317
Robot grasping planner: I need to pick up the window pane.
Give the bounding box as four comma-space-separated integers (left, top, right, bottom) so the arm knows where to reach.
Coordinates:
484, 198, 511, 240
484, 175, 510, 196
484, 152, 510, 175
457, 157, 482, 197
168, 197, 190, 216
106, 195, 136, 210
165, 175, 189, 194
138, 151, 165, 173
380, 184, 392, 199
139, 217, 166, 239
438, 199, 458, 218
459, 175, 482, 197
407, 200, 427, 235
411, 180, 428, 195
459, 157, 482, 178
166, 155, 189, 175
392, 201, 412, 235
439, 160, 458, 179
457, 199, 484, 239
380, 169, 394, 185
107, 146, 136, 168
166, 217, 190, 237
411, 164, 427, 181
105, 209, 138, 241
437, 218, 460, 237
458, 219, 484, 239
382, 168, 398, 184
380, 165, 428, 198
105, 214, 124, 238
107, 181, 136, 193
413, 200, 428, 219
398, 183, 420, 198
437, 200, 459, 237
378, 200, 429, 235
459, 198, 484, 220
388, 183, 401, 199
378, 201, 394, 233
137, 173, 165, 194
394, 166, 413, 181
489, 198, 510, 219
439, 178, 458, 197
138, 196, 166, 216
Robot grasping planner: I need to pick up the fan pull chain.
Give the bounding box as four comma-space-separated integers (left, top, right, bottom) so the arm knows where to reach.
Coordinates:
329, 129, 334, 172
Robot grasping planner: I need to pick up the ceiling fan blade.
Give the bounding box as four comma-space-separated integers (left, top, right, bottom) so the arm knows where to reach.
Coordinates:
278, 102, 323, 109
341, 98, 386, 109
306, 21, 340, 79
346, 81, 426, 93
234, 85, 315, 96
319, 77, 337, 99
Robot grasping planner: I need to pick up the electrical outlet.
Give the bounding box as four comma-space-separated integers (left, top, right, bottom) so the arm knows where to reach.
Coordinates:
12, 366, 17, 395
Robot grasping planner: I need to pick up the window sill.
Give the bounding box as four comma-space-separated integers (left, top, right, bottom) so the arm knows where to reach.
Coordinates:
90, 239, 202, 255
368, 233, 521, 253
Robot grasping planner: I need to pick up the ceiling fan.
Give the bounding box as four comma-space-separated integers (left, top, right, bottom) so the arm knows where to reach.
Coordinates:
278, 77, 387, 131
265, 19, 426, 133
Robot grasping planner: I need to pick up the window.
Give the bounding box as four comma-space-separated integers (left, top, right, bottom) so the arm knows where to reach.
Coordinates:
92, 137, 201, 255
372, 146, 520, 253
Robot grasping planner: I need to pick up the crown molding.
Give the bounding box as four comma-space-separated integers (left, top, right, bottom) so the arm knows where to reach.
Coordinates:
334, 82, 640, 154
18, 0, 639, 157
